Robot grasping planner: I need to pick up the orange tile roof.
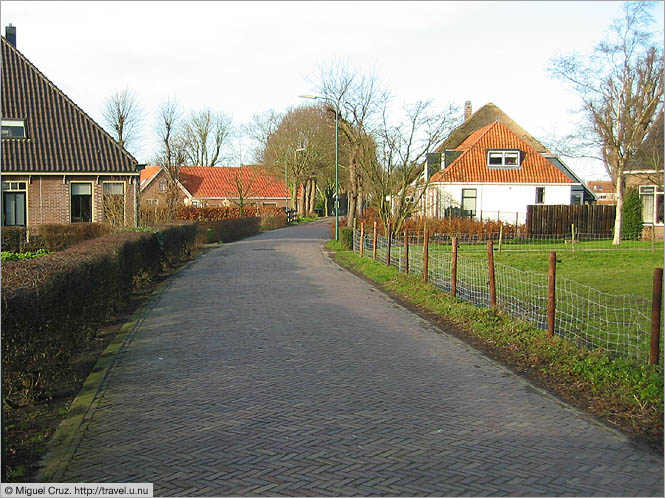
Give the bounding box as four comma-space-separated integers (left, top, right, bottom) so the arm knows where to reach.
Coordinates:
430, 121, 573, 184
140, 165, 162, 187
175, 165, 287, 198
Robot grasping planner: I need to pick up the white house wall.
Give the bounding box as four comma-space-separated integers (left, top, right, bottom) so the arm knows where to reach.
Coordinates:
424, 183, 573, 222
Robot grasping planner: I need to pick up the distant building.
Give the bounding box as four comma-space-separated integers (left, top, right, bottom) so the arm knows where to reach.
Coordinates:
140, 165, 289, 208
587, 181, 616, 205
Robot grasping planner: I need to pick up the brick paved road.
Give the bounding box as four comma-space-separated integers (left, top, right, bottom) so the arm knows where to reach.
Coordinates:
59, 221, 663, 496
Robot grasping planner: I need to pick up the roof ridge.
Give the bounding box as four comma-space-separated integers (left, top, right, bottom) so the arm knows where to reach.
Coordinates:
1, 36, 138, 167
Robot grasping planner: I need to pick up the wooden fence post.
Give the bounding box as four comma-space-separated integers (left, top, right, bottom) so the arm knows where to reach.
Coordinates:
360, 222, 365, 257
386, 223, 392, 267
498, 222, 503, 254
423, 229, 429, 283
571, 223, 576, 252
451, 237, 458, 297
372, 221, 377, 261
404, 230, 409, 275
548, 251, 557, 338
487, 240, 496, 309
650, 267, 663, 365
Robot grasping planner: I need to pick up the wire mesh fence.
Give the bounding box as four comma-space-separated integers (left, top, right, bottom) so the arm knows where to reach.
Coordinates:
353, 227, 658, 364
425, 231, 663, 253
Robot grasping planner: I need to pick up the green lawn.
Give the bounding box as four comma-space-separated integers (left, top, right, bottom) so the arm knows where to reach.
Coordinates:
464, 249, 663, 299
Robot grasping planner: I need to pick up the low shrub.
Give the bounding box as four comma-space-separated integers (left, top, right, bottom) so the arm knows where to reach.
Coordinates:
622, 188, 643, 240
196, 217, 260, 244
177, 205, 283, 221
1, 221, 198, 404
1, 226, 28, 252
339, 227, 354, 249
1, 249, 51, 261
35, 223, 113, 251
151, 221, 198, 268
1, 231, 160, 404
260, 213, 287, 231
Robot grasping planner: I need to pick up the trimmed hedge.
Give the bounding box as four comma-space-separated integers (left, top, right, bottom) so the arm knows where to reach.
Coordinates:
1, 221, 198, 404
260, 213, 287, 231
196, 217, 261, 244
1, 223, 113, 253
177, 205, 282, 221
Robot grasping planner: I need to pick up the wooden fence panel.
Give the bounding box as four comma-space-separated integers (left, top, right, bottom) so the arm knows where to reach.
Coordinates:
526, 204, 616, 236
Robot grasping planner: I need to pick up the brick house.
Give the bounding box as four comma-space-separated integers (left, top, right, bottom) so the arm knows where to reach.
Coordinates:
1, 28, 141, 229
624, 112, 663, 238
586, 181, 617, 205
140, 165, 289, 209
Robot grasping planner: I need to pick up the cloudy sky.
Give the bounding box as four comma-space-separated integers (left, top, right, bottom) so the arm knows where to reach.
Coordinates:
2, 1, 664, 179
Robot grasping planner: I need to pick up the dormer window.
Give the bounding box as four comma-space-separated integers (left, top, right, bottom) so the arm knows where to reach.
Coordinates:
1, 119, 26, 138
487, 149, 521, 169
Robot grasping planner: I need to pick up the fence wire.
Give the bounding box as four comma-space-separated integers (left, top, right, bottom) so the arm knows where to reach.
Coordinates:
354, 228, 656, 363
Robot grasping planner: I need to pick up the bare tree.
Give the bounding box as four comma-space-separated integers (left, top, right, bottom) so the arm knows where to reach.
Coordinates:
230, 165, 261, 217
245, 109, 283, 163
263, 105, 338, 216
314, 61, 388, 225
371, 100, 460, 235
549, 2, 663, 244
102, 87, 141, 153
154, 98, 187, 219
182, 109, 233, 166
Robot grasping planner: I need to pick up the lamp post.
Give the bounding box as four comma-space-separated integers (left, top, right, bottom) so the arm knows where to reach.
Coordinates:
299, 94, 339, 240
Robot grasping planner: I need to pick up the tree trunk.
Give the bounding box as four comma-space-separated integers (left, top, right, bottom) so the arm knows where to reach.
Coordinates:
308, 178, 317, 215
612, 173, 625, 245
298, 183, 307, 217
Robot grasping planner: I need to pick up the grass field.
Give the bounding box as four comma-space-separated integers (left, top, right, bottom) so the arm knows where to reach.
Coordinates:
463, 248, 663, 299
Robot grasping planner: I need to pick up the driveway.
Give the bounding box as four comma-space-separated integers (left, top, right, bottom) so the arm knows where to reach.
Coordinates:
56, 220, 663, 496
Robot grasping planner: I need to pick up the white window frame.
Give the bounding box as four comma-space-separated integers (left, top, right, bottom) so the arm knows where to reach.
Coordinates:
2, 180, 28, 226
159, 179, 167, 193
487, 149, 521, 169
461, 188, 477, 216
70, 181, 94, 223
1, 119, 26, 138
639, 185, 664, 225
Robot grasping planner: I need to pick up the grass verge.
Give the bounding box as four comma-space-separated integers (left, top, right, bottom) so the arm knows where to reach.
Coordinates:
326, 240, 663, 452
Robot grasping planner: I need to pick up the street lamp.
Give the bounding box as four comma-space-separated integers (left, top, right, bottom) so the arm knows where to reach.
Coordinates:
299, 94, 339, 241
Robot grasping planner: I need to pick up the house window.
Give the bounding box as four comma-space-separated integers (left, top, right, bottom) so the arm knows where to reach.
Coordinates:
640, 185, 664, 224
2, 181, 27, 226
570, 192, 583, 205
461, 188, 477, 217
159, 180, 167, 193
1, 119, 26, 138
102, 182, 125, 226
487, 150, 521, 168
145, 199, 158, 206
535, 187, 545, 204
192, 200, 203, 208
71, 183, 93, 222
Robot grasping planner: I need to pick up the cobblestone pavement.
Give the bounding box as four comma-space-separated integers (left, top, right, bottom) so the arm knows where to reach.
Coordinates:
59, 221, 663, 496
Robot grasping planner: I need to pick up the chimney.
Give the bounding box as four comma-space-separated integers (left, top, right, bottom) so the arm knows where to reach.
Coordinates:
464, 101, 472, 121
5, 24, 16, 47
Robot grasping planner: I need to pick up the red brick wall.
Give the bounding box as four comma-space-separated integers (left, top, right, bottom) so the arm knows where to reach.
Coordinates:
2, 174, 138, 228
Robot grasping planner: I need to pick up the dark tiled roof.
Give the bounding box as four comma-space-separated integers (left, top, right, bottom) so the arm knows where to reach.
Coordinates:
1, 37, 138, 174
625, 112, 663, 172
436, 102, 550, 154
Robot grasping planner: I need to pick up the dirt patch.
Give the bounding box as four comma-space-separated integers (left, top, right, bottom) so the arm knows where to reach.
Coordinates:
2, 247, 209, 482
328, 248, 663, 455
